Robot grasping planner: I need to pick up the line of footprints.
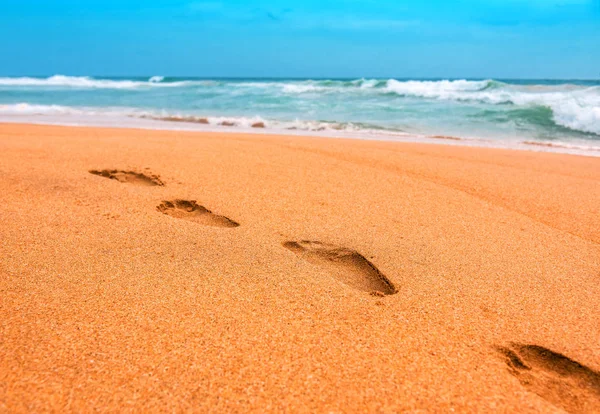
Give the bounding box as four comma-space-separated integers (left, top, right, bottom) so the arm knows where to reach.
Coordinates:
89, 168, 600, 413
88, 168, 396, 296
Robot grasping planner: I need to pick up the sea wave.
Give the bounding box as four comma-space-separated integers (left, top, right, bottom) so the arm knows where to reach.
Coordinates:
312, 78, 599, 135
282, 84, 327, 93
521, 140, 600, 152
385, 79, 493, 98
0, 102, 83, 114
489, 87, 600, 135
136, 113, 399, 134
0, 75, 191, 89
551, 100, 600, 135
1, 76, 598, 138
2, 103, 599, 155
382, 80, 600, 135
0, 103, 406, 135
278, 78, 389, 94
277, 78, 495, 95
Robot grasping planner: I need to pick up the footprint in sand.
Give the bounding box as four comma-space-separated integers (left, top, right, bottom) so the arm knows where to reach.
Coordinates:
89, 169, 165, 186
497, 343, 600, 413
283, 240, 396, 295
157, 200, 239, 228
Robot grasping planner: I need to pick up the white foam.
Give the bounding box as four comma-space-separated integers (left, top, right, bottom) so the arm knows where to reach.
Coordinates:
1, 77, 599, 149
385, 79, 491, 98
499, 86, 600, 134
282, 84, 324, 94
551, 100, 600, 135
358, 79, 380, 89
1, 104, 598, 157
384, 80, 600, 135
205, 115, 268, 127
0, 103, 82, 115
0, 75, 190, 89
281, 79, 383, 93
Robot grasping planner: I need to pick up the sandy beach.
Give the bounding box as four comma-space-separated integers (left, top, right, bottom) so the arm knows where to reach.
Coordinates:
1, 122, 599, 412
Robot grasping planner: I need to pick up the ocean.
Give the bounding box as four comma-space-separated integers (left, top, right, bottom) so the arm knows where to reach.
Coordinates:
1, 75, 599, 156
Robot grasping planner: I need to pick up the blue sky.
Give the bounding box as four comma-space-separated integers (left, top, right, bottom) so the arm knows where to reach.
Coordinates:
1, 0, 599, 78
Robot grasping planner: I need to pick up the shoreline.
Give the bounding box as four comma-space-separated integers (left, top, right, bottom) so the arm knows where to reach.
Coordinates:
1, 115, 599, 158
1, 122, 599, 411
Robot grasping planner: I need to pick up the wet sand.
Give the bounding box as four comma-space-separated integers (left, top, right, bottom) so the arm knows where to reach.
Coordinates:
1, 123, 599, 412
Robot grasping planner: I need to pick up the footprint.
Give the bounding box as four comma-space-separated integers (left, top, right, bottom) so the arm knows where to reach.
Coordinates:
497, 343, 600, 413
89, 169, 164, 186
283, 240, 396, 295
157, 200, 239, 228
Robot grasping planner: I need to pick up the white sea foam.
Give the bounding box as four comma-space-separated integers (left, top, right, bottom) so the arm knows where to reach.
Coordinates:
0, 75, 141, 89
1, 76, 599, 149
384, 80, 600, 135
385, 79, 491, 98
1, 103, 598, 157
0, 103, 83, 115
0, 103, 391, 135
358, 79, 380, 89
282, 84, 324, 93
551, 100, 600, 135
0, 75, 190, 89
487, 86, 600, 135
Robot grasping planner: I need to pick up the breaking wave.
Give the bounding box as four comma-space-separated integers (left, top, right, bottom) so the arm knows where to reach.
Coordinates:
1, 102, 599, 155
0, 75, 191, 89
385, 79, 494, 97
382, 79, 600, 135
0, 103, 408, 136
0, 76, 598, 147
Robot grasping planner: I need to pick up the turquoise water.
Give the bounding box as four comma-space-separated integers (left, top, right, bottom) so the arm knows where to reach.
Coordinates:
1, 75, 599, 154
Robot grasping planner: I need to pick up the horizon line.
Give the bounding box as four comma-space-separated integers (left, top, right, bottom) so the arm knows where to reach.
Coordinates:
1, 74, 599, 81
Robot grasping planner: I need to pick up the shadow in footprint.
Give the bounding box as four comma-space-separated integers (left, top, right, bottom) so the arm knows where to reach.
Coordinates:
283, 240, 396, 295
89, 169, 164, 186
497, 343, 600, 413
157, 200, 239, 228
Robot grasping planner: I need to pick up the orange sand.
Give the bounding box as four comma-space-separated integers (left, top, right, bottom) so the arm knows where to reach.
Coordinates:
1, 123, 599, 412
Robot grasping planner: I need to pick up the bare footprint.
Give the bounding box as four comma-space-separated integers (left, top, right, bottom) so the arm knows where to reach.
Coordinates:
283, 240, 396, 295
157, 200, 239, 228
89, 169, 164, 186
497, 343, 600, 413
